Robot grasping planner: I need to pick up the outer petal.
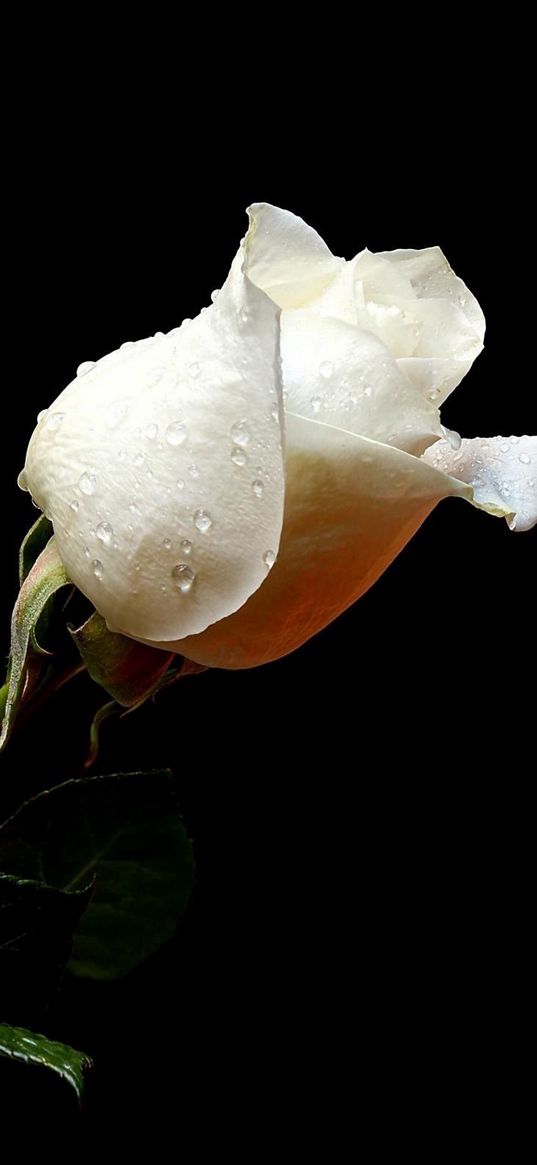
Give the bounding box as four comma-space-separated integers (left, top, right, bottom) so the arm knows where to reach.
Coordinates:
165, 414, 470, 668
23, 255, 285, 642
423, 435, 537, 531
281, 311, 444, 455
245, 203, 342, 309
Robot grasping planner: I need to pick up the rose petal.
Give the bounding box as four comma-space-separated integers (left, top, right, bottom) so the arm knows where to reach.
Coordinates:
423, 435, 537, 531
23, 252, 285, 641
375, 247, 485, 404
164, 414, 470, 668
246, 203, 342, 309
281, 311, 443, 455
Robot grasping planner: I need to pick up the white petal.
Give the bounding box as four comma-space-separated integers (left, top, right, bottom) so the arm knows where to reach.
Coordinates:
24, 256, 285, 641
374, 247, 485, 404
282, 311, 443, 455
164, 414, 470, 668
423, 435, 537, 531
376, 246, 486, 342
245, 203, 342, 308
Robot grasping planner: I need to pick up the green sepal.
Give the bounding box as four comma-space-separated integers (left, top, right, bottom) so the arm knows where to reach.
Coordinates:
69, 611, 175, 707
0, 537, 72, 752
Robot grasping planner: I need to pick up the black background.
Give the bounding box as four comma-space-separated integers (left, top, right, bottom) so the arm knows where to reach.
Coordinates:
1, 35, 535, 1149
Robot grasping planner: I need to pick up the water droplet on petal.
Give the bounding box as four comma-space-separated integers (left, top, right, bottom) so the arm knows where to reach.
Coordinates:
106, 399, 131, 428
231, 420, 250, 447
252, 480, 264, 498
77, 361, 95, 376
180, 539, 192, 555
500, 442, 510, 453
231, 447, 247, 467
188, 464, 200, 479
193, 509, 213, 534
177, 478, 185, 490
37, 409, 48, 424
17, 469, 28, 491
263, 549, 276, 568
171, 563, 196, 593
92, 559, 104, 579
45, 412, 65, 431
79, 469, 97, 495
239, 307, 249, 325
96, 521, 113, 546
134, 451, 146, 468
320, 360, 333, 379
162, 537, 172, 550
210, 289, 220, 303
519, 452, 531, 465
189, 361, 200, 377
311, 397, 322, 413
166, 421, 187, 446
145, 422, 158, 440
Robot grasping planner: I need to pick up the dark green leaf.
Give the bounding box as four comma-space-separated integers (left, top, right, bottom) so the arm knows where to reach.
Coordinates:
0, 874, 93, 1023
0, 772, 194, 979
70, 611, 174, 707
0, 1023, 92, 1104
0, 538, 71, 752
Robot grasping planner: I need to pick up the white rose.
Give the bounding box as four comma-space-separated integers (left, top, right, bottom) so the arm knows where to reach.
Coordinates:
21, 204, 536, 669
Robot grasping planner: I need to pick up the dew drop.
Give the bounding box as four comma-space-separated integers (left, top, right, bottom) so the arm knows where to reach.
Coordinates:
120, 340, 135, 349
129, 501, 142, 517
231, 447, 247, 467
271, 407, 279, 423
180, 538, 192, 555
106, 399, 131, 428
500, 442, 510, 453
45, 412, 65, 431
145, 422, 158, 440
77, 361, 95, 376
37, 409, 48, 424
239, 307, 249, 325
263, 549, 276, 568
79, 469, 97, 495
231, 420, 250, 447
320, 360, 333, 379
252, 479, 264, 498
171, 563, 196, 593
92, 559, 104, 579
96, 521, 113, 546
428, 387, 441, 401
166, 421, 187, 446
177, 478, 185, 490
188, 464, 200, 479
162, 537, 172, 550
193, 509, 213, 534
210, 289, 220, 302
133, 451, 145, 467
311, 397, 322, 413
17, 469, 28, 491
189, 361, 200, 378
519, 452, 531, 465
